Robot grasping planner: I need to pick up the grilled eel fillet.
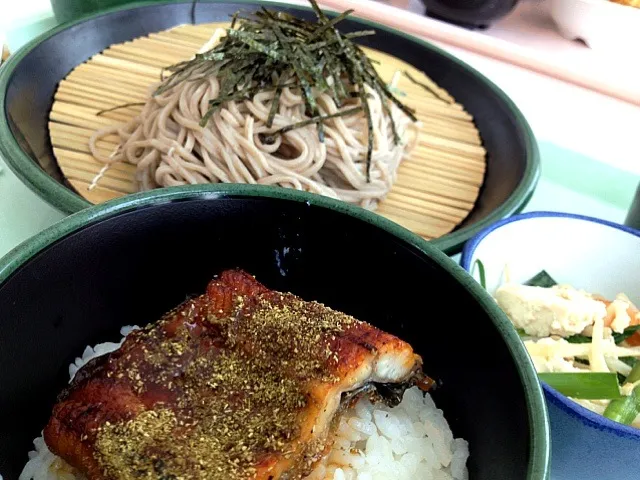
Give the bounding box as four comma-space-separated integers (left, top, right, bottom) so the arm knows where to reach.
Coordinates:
43, 269, 431, 479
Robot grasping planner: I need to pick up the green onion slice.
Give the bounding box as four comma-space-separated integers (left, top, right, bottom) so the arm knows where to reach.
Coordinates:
603, 384, 640, 425
538, 372, 623, 400
473, 259, 486, 290
515, 328, 528, 338
626, 362, 640, 384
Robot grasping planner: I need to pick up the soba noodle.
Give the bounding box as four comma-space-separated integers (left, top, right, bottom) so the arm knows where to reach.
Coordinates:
89, 75, 419, 210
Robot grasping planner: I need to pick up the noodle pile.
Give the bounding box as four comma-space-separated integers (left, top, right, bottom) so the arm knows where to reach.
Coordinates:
88, 1, 423, 210
89, 72, 418, 209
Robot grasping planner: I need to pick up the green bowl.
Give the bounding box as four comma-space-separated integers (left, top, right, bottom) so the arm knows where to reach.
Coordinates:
0, 0, 540, 254
0, 184, 550, 479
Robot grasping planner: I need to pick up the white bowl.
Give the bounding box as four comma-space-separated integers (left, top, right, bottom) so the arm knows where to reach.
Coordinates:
460, 211, 640, 480
461, 211, 640, 302
550, 0, 640, 51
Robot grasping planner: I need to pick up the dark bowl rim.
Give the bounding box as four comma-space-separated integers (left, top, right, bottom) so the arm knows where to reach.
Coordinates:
0, 0, 540, 255
0, 183, 550, 479
460, 210, 640, 441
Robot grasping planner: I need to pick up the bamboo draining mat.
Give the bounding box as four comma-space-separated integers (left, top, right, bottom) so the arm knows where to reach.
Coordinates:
49, 22, 486, 240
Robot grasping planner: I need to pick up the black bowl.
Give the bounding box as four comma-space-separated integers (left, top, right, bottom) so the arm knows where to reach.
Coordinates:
0, 185, 549, 479
423, 0, 521, 30
0, 0, 539, 255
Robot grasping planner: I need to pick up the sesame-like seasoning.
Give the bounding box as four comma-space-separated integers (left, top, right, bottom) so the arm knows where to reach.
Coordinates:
91, 290, 358, 479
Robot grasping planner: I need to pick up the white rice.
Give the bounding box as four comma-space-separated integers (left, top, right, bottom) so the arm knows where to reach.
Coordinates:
306, 388, 469, 480
19, 327, 469, 480
19, 326, 139, 480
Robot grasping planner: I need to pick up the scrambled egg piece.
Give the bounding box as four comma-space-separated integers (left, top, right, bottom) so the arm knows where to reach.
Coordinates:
495, 284, 607, 338
607, 294, 634, 333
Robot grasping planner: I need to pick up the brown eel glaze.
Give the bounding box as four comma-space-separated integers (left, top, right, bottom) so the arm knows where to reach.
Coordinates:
43, 269, 432, 480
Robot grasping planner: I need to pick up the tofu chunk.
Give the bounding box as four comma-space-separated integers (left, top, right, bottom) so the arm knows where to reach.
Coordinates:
495, 284, 607, 337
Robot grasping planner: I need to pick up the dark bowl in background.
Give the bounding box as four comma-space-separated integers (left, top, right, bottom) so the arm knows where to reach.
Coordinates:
423, 0, 521, 30
0, 185, 549, 479
0, 0, 539, 255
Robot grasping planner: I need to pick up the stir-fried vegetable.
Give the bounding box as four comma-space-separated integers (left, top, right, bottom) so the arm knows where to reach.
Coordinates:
473, 260, 640, 424
565, 325, 640, 345
538, 372, 623, 400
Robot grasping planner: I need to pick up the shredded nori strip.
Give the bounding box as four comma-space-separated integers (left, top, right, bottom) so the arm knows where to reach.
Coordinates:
96, 102, 146, 116
359, 89, 374, 181
153, 0, 419, 183
266, 85, 283, 128
264, 106, 362, 142
403, 70, 452, 104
